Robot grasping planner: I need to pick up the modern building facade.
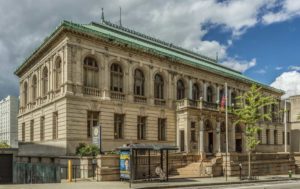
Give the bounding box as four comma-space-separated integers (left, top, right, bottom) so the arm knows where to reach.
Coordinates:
0, 96, 18, 148
14, 19, 290, 156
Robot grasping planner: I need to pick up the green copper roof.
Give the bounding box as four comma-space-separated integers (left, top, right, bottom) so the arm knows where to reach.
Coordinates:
15, 20, 283, 94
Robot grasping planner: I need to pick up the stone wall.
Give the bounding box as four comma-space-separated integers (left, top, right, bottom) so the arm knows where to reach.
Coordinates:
222, 153, 295, 177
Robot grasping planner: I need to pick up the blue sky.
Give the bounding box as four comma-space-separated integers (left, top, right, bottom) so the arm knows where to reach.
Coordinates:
0, 0, 300, 99
203, 18, 300, 84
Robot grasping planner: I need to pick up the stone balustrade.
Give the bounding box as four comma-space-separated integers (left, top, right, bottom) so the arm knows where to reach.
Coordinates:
110, 91, 125, 101
134, 95, 147, 104
83, 87, 101, 97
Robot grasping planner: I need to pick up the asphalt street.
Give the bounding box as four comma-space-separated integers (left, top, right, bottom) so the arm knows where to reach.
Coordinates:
182, 180, 300, 189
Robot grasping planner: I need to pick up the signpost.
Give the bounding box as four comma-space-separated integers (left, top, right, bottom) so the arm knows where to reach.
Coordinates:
92, 125, 102, 154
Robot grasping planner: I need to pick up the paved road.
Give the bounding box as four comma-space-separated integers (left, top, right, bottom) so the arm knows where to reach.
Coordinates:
182, 180, 300, 189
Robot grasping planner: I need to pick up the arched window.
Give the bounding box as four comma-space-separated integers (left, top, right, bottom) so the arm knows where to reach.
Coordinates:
83, 57, 98, 88
55, 57, 62, 90
110, 63, 123, 92
220, 122, 225, 133
205, 120, 212, 131
219, 88, 224, 103
207, 86, 213, 103
134, 69, 144, 96
235, 124, 242, 133
177, 79, 185, 100
23, 82, 28, 106
42, 67, 48, 97
32, 75, 37, 101
192, 83, 199, 101
231, 91, 237, 106
154, 74, 164, 99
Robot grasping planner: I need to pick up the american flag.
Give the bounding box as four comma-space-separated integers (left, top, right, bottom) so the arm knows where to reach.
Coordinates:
220, 95, 226, 110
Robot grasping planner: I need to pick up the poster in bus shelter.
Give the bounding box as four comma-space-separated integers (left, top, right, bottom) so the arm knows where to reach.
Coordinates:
120, 150, 130, 179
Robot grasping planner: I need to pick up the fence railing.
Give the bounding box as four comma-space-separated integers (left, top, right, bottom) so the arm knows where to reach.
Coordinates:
14, 162, 61, 184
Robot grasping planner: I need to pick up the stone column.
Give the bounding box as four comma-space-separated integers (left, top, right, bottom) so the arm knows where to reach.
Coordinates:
199, 119, 205, 155
167, 71, 173, 108
176, 118, 180, 152
228, 87, 232, 106
148, 66, 154, 105
231, 122, 236, 152
127, 62, 134, 102
185, 120, 190, 153
203, 82, 207, 101
217, 121, 221, 153
216, 85, 220, 104
102, 55, 110, 100
189, 79, 193, 99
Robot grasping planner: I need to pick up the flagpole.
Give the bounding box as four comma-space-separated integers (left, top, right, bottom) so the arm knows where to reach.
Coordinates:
225, 82, 228, 181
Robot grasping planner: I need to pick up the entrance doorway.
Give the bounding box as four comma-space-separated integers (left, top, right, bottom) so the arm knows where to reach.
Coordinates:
180, 130, 185, 152
208, 132, 213, 153
0, 154, 13, 184
236, 139, 242, 153
235, 124, 243, 153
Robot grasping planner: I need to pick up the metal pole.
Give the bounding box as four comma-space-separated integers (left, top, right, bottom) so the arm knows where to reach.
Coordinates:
129, 149, 133, 188
225, 82, 228, 181
284, 99, 287, 153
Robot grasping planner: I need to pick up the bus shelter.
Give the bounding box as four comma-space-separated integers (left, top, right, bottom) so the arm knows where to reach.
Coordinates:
117, 144, 178, 187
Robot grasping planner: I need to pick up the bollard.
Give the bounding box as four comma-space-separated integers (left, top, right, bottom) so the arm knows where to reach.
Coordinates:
68, 160, 72, 183
288, 170, 292, 179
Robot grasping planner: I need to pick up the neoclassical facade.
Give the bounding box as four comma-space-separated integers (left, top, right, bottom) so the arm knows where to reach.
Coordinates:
15, 20, 290, 156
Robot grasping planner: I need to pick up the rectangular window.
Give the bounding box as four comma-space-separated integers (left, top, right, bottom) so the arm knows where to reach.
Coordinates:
22, 123, 25, 142
282, 131, 285, 145
287, 132, 290, 145
137, 116, 146, 140
266, 129, 270, 145
53, 112, 58, 140
114, 114, 124, 139
191, 122, 196, 142
158, 118, 166, 141
274, 130, 278, 145
30, 120, 34, 142
258, 130, 262, 143
40, 116, 45, 141
87, 111, 99, 138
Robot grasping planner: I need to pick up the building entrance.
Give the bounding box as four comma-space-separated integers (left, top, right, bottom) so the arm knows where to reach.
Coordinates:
208, 132, 213, 153
180, 130, 185, 152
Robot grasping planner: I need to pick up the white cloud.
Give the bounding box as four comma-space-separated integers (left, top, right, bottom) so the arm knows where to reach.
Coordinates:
262, 0, 300, 24
275, 66, 283, 70
0, 0, 299, 99
289, 65, 300, 71
193, 40, 227, 60
255, 69, 267, 74
271, 71, 300, 99
221, 58, 256, 73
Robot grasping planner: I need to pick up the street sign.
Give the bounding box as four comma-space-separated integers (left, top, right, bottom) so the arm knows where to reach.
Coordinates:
92, 125, 101, 149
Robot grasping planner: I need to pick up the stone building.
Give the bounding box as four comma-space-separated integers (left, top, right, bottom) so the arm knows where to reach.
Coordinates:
14, 19, 290, 156
0, 96, 19, 148
290, 95, 300, 152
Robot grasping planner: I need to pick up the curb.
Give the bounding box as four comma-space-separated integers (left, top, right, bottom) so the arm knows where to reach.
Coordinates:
136, 178, 300, 189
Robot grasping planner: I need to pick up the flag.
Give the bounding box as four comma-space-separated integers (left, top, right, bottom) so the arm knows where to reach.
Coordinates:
220, 95, 226, 111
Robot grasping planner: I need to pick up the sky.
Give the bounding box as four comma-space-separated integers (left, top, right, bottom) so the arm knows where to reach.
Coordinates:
0, 0, 300, 100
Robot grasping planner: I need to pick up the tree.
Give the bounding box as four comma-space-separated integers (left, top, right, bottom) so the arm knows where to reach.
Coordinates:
232, 85, 276, 179
0, 141, 10, 148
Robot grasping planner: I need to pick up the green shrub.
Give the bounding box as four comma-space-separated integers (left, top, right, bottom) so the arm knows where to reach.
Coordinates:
76, 143, 99, 157
0, 141, 10, 148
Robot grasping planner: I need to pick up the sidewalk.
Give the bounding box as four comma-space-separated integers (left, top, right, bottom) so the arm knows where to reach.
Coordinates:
0, 175, 299, 189
133, 174, 300, 189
